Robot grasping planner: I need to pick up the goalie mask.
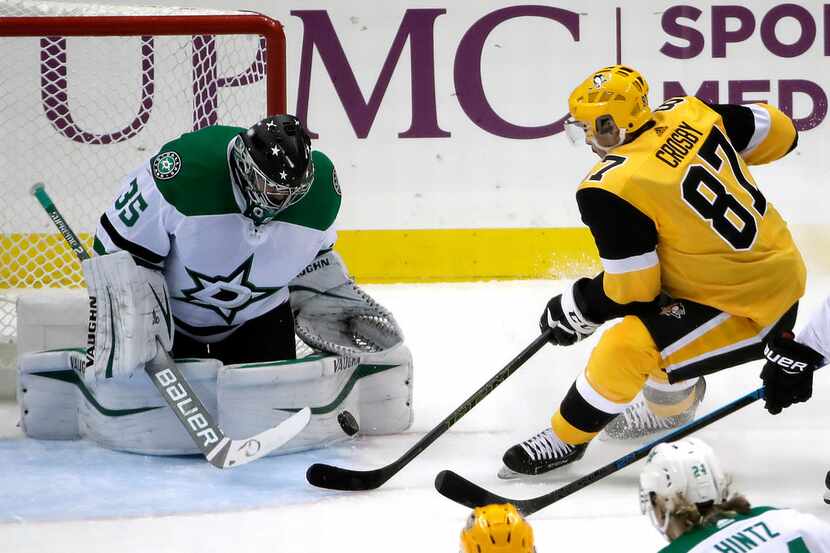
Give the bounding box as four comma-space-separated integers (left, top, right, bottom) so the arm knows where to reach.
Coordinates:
460, 503, 535, 553
231, 114, 315, 225
639, 438, 730, 538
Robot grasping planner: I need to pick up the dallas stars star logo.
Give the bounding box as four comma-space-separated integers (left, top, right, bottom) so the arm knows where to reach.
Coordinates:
174, 255, 282, 324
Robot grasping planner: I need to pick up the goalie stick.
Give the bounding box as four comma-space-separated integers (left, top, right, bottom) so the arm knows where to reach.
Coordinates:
306, 329, 552, 490
434, 386, 766, 516
31, 182, 311, 469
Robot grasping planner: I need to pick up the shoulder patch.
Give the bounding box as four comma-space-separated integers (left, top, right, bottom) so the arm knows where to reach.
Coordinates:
332, 167, 341, 196
152, 151, 182, 180
151, 126, 244, 217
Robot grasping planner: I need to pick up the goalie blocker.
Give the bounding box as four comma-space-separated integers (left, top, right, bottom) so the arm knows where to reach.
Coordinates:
17, 250, 413, 455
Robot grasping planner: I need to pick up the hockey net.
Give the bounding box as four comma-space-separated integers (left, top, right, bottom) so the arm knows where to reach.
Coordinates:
0, 1, 286, 371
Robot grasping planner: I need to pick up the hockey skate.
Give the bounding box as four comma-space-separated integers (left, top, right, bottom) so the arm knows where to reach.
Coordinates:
824, 471, 830, 505
498, 428, 588, 479
599, 377, 707, 441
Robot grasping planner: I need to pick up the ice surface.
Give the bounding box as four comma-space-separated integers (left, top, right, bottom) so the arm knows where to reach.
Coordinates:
1, 279, 828, 552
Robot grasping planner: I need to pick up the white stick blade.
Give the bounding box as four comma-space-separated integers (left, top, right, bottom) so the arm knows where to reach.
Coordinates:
219, 407, 312, 468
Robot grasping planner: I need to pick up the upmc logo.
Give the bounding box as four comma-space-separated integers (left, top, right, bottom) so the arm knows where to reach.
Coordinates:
37, 3, 830, 144
40, 34, 266, 144
293, 6, 578, 140
38, 6, 579, 144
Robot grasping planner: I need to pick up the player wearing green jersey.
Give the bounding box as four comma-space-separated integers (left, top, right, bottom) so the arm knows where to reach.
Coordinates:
90, 115, 345, 366
17, 115, 414, 456
640, 438, 830, 552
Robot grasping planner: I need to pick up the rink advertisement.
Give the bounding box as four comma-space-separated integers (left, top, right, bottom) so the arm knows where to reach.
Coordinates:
283, 0, 828, 279
3, 0, 830, 284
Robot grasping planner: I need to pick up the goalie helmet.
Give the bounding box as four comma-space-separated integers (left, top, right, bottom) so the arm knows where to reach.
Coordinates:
231, 114, 315, 224
460, 503, 535, 553
639, 438, 730, 537
565, 65, 651, 152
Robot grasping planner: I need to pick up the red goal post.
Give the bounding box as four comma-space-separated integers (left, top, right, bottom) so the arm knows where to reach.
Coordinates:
0, 2, 286, 366
1, 14, 285, 114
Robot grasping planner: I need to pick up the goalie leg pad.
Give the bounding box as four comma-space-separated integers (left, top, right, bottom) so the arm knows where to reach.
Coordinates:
357, 342, 414, 435
18, 350, 84, 440
217, 342, 414, 454
79, 358, 221, 455
21, 351, 226, 455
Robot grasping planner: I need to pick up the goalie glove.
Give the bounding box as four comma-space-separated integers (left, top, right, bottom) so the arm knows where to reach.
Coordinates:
539, 280, 600, 346
290, 250, 403, 356
760, 331, 825, 415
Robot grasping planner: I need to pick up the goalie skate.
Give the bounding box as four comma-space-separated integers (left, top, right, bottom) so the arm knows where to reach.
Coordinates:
599, 377, 707, 441
498, 428, 587, 479
824, 470, 830, 505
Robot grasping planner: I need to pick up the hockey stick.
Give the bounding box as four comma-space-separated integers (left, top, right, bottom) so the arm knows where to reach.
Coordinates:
31, 182, 311, 468
434, 386, 765, 515
306, 329, 553, 490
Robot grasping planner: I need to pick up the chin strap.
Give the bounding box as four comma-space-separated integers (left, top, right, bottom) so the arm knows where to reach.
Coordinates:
590, 128, 627, 156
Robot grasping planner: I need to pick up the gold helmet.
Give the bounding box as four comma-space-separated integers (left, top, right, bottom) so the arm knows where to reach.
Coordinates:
567, 65, 651, 146
460, 503, 535, 553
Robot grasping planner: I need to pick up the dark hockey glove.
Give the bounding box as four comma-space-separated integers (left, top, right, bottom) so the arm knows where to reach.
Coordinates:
539, 282, 601, 346
760, 331, 825, 415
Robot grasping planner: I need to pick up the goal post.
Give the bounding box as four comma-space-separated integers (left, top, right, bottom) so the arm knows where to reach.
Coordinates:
1, 14, 285, 111
0, 0, 287, 379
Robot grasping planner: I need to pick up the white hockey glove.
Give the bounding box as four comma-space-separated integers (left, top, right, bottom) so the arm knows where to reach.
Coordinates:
82, 250, 174, 382
290, 250, 403, 356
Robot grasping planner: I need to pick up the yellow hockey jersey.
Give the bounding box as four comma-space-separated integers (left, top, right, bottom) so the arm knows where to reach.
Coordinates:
575, 96, 804, 327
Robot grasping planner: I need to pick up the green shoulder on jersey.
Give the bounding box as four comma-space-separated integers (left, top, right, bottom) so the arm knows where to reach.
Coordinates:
150, 125, 243, 217
150, 127, 340, 230
274, 150, 340, 231
660, 506, 779, 553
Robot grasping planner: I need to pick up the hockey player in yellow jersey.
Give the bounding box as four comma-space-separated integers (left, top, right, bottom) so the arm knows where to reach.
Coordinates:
500, 65, 805, 478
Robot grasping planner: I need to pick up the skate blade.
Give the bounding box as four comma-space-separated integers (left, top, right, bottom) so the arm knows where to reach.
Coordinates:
497, 465, 523, 480
496, 465, 561, 481
597, 428, 673, 444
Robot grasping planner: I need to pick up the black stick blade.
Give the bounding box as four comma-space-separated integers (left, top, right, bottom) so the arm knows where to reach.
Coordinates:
306, 463, 389, 491
434, 470, 514, 509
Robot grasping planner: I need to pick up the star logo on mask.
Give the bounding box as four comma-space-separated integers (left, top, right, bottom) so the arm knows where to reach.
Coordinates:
265, 121, 278, 130
173, 255, 282, 324
279, 170, 288, 181
271, 144, 282, 157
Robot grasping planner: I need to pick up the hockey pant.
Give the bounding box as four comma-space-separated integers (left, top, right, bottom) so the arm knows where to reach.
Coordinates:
552, 300, 798, 444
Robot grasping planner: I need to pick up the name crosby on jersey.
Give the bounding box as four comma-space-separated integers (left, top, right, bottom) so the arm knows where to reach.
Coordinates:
655, 120, 704, 168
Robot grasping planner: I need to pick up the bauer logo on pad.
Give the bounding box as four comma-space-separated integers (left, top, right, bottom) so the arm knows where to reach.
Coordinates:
152, 151, 182, 180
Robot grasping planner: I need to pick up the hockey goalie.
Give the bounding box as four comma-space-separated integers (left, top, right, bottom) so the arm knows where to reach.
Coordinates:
16, 115, 414, 456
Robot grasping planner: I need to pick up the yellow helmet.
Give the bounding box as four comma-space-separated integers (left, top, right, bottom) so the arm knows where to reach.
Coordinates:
460, 503, 535, 553
568, 65, 651, 136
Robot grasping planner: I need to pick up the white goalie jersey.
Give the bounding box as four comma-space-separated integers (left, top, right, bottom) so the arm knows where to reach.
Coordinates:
92, 125, 341, 343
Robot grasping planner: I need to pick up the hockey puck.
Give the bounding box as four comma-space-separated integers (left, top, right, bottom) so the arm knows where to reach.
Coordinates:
337, 410, 359, 436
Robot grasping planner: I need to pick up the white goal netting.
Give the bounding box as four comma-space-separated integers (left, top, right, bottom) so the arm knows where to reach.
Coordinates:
0, 0, 285, 370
